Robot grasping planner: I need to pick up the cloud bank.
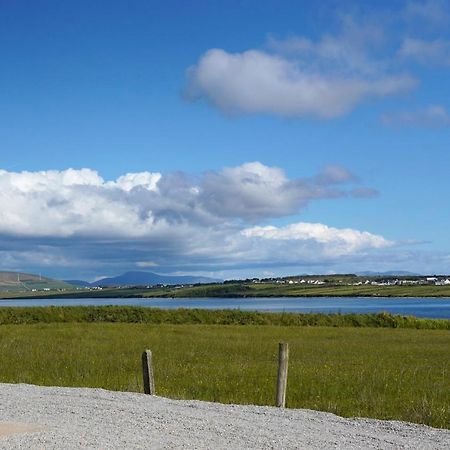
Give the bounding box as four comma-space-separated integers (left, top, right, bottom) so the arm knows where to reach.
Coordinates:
0, 162, 372, 237
0, 163, 390, 278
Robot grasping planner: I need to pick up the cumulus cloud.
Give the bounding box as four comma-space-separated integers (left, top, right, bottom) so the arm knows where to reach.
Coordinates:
381, 105, 450, 128
0, 164, 388, 277
0, 162, 372, 235
200, 162, 358, 221
185, 48, 416, 119
183, 2, 450, 120
114, 172, 161, 192
242, 223, 391, 256
0, 168, 162, 238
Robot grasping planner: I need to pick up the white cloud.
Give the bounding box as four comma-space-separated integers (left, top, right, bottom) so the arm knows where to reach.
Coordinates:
0, 164, 388, 276
0, 168, 104, 192
200, 162, 353, 220
381, 105, 450, 128
113, 172, 161, 192
0, 168, 161, 238
0, 163, 371, 237
185, 48, 415, 119
242, 223, 391, 257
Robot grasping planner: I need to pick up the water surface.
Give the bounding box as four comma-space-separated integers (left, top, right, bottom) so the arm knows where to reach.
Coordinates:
1, 297, 449, 319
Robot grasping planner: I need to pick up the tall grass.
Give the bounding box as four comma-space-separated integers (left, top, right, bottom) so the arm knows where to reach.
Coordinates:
0, 306, 449, 329
0, 321, 448, 428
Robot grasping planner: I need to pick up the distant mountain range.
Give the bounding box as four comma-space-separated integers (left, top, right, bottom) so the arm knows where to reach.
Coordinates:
1, 269, 431, 294
0, 271, 73, 292
66, 271, 222, 287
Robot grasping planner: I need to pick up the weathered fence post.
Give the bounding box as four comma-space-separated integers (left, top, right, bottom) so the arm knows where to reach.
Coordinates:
142, 350, 155, 395
276, 342, 289, 407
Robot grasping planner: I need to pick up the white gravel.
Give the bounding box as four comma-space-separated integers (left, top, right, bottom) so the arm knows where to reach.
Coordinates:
0, 383, 448, 449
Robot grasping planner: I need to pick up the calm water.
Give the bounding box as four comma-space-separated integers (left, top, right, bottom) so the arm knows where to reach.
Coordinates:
1, 297, 449, 319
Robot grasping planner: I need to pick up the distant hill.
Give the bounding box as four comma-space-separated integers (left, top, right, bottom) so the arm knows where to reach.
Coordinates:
64, 279, 92, 287
356, 271, 421, 277
0, 271, 74, 292
89, 271, 222, 287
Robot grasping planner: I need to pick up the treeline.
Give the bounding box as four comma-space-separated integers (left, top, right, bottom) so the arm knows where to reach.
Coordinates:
0, 306, 448, 329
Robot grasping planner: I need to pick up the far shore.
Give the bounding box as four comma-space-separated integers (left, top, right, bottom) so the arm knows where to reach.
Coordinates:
2, 281, 450, 300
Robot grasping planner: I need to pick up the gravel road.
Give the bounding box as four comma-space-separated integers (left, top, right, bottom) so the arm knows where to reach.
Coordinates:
0, 383, 448, 449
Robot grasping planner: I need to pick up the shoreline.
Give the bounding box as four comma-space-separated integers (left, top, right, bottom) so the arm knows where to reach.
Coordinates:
2, 293, 450, 300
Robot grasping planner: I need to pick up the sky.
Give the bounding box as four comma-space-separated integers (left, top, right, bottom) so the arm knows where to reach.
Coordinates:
1, 0, 450, 280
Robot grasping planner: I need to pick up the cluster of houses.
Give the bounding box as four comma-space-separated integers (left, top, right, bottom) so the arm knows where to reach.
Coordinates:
353, 277, 450, 286
251, 278, 326, 285
251, 276, 450, 287
279, 279, 325, 285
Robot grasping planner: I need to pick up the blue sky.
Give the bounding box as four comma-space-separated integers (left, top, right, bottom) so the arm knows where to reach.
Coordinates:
1, 0, 449, 280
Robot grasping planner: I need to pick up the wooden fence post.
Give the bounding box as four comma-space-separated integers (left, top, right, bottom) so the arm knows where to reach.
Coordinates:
142, 350, 155, 395
276, 342, 289, 407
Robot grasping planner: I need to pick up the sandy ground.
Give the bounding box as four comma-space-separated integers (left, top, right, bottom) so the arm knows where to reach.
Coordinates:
0, 383, 448, 449
0, 422, 43, 437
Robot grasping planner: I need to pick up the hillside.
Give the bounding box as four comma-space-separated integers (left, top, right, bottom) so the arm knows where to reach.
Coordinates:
89, 271, 222, 287
0, 271, 73, 292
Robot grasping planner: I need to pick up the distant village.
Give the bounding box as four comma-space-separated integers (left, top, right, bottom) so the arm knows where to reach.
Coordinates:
249, 275, 450, 287
81, 274, 450, 290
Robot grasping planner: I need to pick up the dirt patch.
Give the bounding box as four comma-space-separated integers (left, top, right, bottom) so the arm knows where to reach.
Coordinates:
0, 422, 43, 437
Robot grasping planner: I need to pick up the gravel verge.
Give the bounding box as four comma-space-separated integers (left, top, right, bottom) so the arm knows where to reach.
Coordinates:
0, 383, 448, 449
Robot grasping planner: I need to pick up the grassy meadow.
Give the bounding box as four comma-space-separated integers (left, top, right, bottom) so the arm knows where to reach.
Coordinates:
0, 308, 448, 429
3, 281, 450, 299
146, 282, 450, 298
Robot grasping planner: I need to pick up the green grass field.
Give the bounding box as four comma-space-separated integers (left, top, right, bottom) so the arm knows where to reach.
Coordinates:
150, 282, 450, 298
2, 280, 450, 299
0, 315, 448, 428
